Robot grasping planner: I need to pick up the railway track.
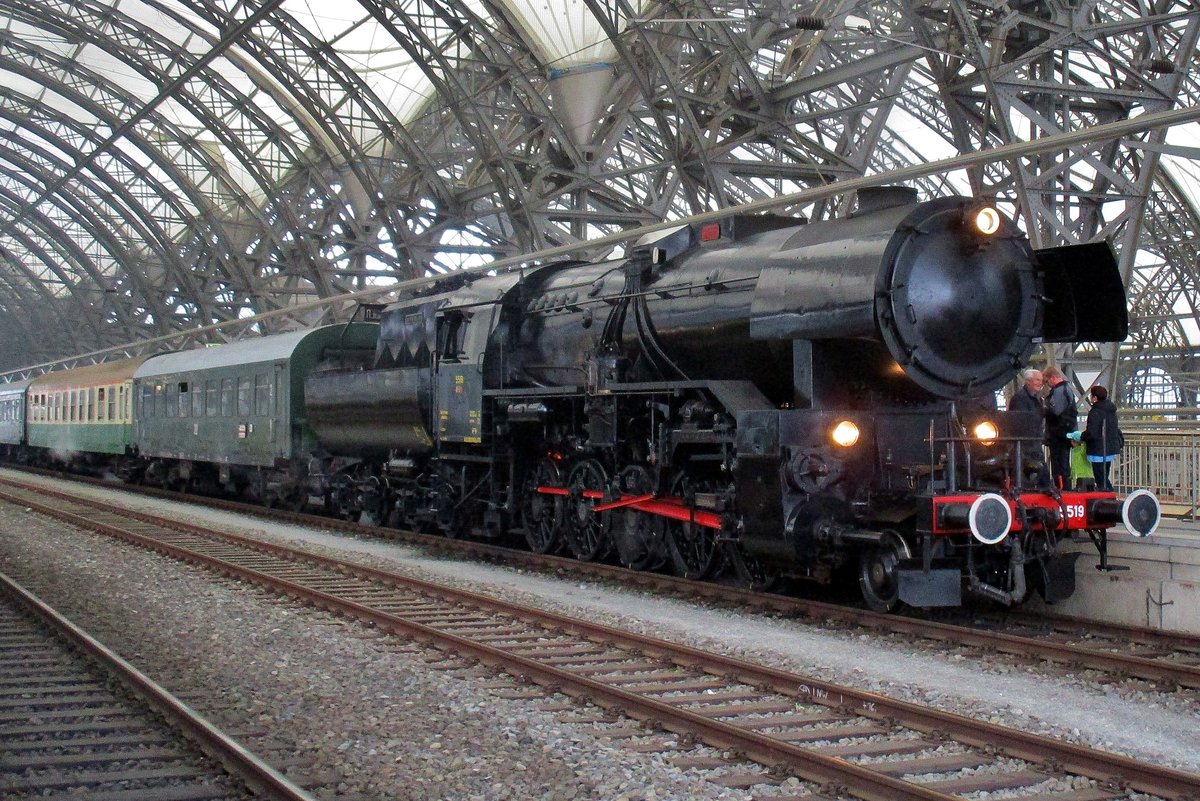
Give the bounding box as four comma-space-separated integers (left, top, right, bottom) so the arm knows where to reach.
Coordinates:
0, 475, 1197, 801
0, 569, 315, 801
5, 467, 1200, 695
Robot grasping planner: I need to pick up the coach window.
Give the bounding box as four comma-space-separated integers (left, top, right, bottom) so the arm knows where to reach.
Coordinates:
254, 373, 272, 416
165, 383, 177, 417
153, 383, 165, 418
68, 390, 76, 423
178, 382, 190, 418
206, 380, 219, 417
97, 388, 106, 422
192, 381, 204, 417
237, 376, 252, 416
108, 386, 117, 421
221, 378, 234, 417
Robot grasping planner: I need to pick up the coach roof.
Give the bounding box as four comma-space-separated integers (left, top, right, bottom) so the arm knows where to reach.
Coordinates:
133, 329, 320, 379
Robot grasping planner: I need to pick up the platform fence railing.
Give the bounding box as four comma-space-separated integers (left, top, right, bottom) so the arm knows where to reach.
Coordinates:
1111, 430, 1200, 519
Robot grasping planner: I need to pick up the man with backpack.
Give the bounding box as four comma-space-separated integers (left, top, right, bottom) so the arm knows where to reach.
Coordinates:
1043, 366, 1078, 489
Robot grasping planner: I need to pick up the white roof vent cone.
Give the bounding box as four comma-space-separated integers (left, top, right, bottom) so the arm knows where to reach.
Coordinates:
498, 0, 641, 160
548, 63, 614, 159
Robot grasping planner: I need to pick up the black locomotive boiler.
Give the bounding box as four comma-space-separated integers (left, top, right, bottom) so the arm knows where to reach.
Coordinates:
304, 188, 1160, 611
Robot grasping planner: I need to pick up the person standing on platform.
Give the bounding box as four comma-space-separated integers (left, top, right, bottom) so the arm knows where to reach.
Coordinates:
1070, 385, 1123, 491
1009, 368, 1049, 487
1043, 366, 1078, 489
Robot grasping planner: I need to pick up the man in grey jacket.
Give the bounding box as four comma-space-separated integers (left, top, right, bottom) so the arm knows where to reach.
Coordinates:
1043, 366, 1078, 489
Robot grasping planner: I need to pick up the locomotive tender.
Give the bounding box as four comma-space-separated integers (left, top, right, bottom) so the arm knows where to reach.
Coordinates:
0, 188, 1161, 611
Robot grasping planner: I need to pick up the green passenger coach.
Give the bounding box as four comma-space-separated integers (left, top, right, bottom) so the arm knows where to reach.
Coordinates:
25, 359, 146, 474
131, 323, 379, 499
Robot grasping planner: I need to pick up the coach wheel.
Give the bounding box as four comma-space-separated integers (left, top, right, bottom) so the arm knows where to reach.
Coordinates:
858, 530, 912, 613
522, 458, 565, 554
612, 465, 666, 572
564, 459, 613, 561
665, 473, 725, 580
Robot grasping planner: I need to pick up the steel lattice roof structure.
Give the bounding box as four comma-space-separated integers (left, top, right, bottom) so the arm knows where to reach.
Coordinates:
0, 0, 1198, 406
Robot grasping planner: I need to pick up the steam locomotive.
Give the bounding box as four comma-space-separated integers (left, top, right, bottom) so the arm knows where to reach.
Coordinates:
303, 187, 1160, 610
1, 188, 1160, 611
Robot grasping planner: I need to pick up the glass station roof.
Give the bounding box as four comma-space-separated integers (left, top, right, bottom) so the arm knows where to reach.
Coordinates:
0, 0, 1198, 405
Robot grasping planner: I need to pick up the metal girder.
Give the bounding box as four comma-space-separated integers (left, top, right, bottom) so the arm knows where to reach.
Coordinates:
0, 0, 1195, 408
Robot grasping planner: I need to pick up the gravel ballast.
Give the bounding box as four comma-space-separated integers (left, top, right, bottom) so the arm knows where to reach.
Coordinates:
1, 468, 1198, 800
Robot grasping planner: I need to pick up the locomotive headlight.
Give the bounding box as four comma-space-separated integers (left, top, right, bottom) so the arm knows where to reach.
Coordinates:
831, 420, 860, 448
971, 206, 1002, 236
973, 420, 999, 445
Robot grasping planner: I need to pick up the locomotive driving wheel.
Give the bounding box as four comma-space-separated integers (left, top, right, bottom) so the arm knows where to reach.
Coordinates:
611, 465, 667, 571
521, 458, 565, 554
858, 530, 912, 613
725, 544, 781, 593
563, 459, 613, 562
665, 472, 726, 580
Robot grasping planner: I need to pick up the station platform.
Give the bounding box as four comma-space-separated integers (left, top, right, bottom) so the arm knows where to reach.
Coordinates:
1027, 513, 1200, 634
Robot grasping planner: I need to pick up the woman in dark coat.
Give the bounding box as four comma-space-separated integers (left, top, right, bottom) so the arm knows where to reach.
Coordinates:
1075, 385, 1123, 491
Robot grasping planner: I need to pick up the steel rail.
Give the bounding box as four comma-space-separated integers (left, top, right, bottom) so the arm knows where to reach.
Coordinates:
0, 569, 317, 801
4, 469, 1199, 689
4, 484, 1200, 800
